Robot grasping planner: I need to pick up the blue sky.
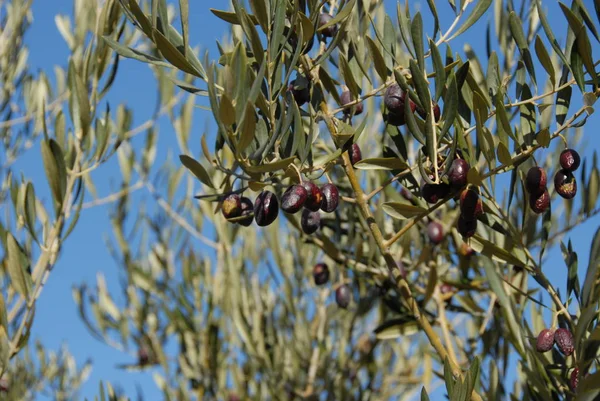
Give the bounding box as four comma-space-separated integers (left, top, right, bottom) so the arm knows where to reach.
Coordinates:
17, 1, 600, 400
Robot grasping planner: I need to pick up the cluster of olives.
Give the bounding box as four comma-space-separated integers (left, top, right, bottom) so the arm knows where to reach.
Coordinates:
421, 158, 470, 204
535, 327, 579, 390
525, 166, 550, 214
221, 181, 340, 233
282, 181, 340, 234
419, 158, 482, 240
555, 148, 580, 199
525, 148, 580, 214
312, 262, 351, 308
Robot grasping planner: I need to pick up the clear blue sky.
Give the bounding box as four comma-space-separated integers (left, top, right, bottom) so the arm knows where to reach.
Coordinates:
17, 1, 600, 400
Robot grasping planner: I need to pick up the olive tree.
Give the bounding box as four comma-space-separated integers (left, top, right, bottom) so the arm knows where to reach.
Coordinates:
3, 0, 600, 400
0, 0, 181, 398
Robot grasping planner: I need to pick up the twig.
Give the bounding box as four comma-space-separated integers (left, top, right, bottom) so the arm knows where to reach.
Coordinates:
145, 181, 219, 250
546, 207, 600, 243
82, 181, 144, 209
435, 289, 459, 365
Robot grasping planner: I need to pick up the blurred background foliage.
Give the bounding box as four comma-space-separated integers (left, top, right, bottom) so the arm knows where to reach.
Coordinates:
2, 0, 600, 400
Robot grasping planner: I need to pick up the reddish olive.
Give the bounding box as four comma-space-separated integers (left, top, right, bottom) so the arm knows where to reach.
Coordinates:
320, 183, 340, 213
384, 84, 416, 116
554, 328, 574, 356
525, 167, 547, 196
535, 329, 555, 353
554, 169, 577, 199
349, 143, 362, 166
422, 183, 450, 204
459, 188, 483, 220
448, 159, 470, 189
313, 263, 330, 286
335, 284, 351, 308
340, 90, 363, 115
238, 197, 254, 226
417, 101, 441, 122
457, 215, 477, 238
288, 80, 310, 106
254, 191, 279, 226
301, 209, 321, 234
559, 148, 581, 172
281, 185, 308, 214
529, 188, 550, 214
318, 13, 337, 38
570, 367, 580, 391
302, 181, 324, 212
427, 221, 444, 244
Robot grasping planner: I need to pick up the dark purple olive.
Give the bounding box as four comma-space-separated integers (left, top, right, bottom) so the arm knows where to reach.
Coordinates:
340, 90, 363, 115
281, 185, 308, 214
554, 169, 577, 199
318, 13, 337, 38
302, 182, 323, 212
284, 26, 314, 54
238, 197, 254, 226
288, 80, 310, 106
448, 159, 470, 189
421, 183, 438, 204
301, 209, 320, 234
349, 143, 362, 166
554, 328, 574, 356
417, 101, 441, 122
433, 103, 441, 122
421, 182, 450, 204
335, 284, 351, 308
313, 263, 330, 285
570, 367, 580, 391
529, 188, 550, 214
457, 215, 477, 238
384, 111, 407, 127
222, 194, 241, 220
560, 148, 581, 172
525, 166, 547, 196
138, 346, 150, 365
459, 188, 483, 220
535, 329, 555, 353
320, 183, 339, 213
427, 221, 444, 244
254, 191, 279, 226
383, 84, 416, 116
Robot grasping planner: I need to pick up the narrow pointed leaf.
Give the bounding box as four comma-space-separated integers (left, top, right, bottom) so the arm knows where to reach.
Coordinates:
179, 155, 214, 188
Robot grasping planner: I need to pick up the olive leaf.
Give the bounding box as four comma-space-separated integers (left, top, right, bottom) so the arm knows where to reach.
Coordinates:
179, 155, 215, 188
6, 233, 32, 300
